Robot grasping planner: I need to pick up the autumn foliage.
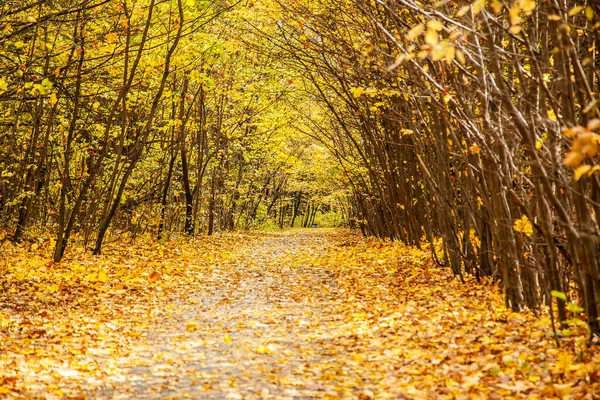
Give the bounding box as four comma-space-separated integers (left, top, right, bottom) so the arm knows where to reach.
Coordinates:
0, 0, 347, 260
1, 0, 600, 397
1, 231, 599, 398
267, 0, 600, 339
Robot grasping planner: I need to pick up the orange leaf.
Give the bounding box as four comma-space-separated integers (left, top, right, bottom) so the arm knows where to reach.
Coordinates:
149, 271, 161, 281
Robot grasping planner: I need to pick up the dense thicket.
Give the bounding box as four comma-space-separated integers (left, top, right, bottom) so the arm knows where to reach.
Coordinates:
0, 0, 346, 261
268, 0, 600, 339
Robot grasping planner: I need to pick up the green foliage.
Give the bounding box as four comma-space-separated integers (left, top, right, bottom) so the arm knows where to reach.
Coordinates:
551, 291, 568, 302
313, 211, 344, 228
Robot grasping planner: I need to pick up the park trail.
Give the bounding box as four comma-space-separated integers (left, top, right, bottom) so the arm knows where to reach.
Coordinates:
0, 229, 598, 399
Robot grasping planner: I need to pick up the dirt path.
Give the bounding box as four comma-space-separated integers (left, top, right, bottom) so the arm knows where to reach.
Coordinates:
98, 230, 376, 399
1, 230, 598, 399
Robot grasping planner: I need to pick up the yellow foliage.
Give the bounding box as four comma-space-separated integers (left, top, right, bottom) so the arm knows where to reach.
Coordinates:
562, 121, 600, 172
472, 0, 485, 15
426, 20, 443, 31
513, 215, 533, 237
106, 32, 118, 44
519, 0, 536, 15
405, 23, 425, 41
574, 165, 592, 181
425, 29, 439, 46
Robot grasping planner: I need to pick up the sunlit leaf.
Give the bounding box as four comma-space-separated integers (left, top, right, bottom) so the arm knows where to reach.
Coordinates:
425, 29, 439, 46
472, 0, 485, 15
574, 165, 591, 181
513, 215, 533, 237
568, 6, 584, 16
551, 290, 567, 301
405, 23, 425, 41
427, 20, 443, 31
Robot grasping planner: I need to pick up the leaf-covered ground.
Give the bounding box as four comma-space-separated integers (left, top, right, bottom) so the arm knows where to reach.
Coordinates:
1, 230, 598, 399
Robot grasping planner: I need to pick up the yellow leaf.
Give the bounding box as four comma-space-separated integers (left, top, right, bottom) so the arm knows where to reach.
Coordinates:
519, 0, 536, 15
185, 321, 199, 332
574, 165, 592, 181
364, 87, 378, 97
425, 29, 439, 46
568, 6, 583, 17
255, 345, 273, 355
386, 54, 406, 71
224, 334, 233, 343
106, 32, 118, 44
472, 0, 485, 15
444, 43, 455, 63
555, 352, 573, 372
350, 87, 364, 98
427, 20, 443, 31
553, 382, 574, 397
585, 6, 594, 20
509, 4, 522, 25
469, 144, 480, 154
50, 92, 58, 105
456, 5, 471, 17
405, 23, 425, 41
513, 215, 533, 237
587, 165, 600, 177
509, 25, 522, 34
490, 0, 503, 14
97, 271, 108, 283
47, 283, 60, 293
0, 78, 6, 92
430, 44, 447, 61
563, 151, 585, 168
149, 270, 161, 281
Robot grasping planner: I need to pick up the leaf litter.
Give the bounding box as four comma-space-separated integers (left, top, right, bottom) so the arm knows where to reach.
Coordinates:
0, 229, 598, 399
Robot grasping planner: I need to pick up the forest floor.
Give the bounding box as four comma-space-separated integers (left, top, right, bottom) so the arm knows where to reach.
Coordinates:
0, 229, 598, 399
